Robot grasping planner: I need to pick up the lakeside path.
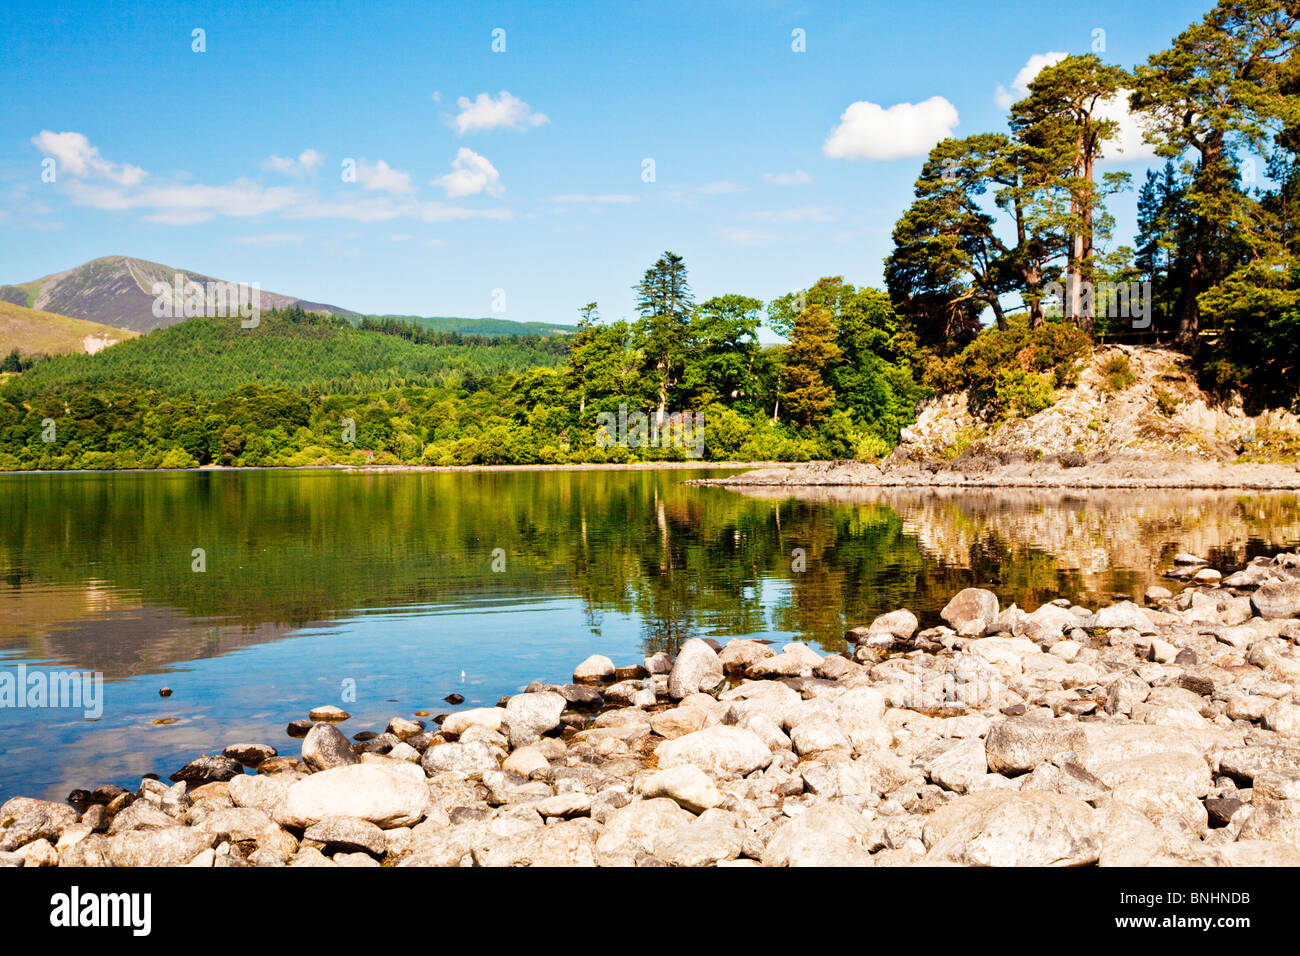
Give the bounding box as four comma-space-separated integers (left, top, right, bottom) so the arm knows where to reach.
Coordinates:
689, 458, 1300, 491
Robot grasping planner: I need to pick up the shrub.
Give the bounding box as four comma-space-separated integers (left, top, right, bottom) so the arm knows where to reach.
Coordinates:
1154, 387, 1180, 417
994, 368, 1056, 419
1101, 353, 1137, 392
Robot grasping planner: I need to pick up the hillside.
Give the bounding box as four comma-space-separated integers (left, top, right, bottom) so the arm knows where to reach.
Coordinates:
0, 256, 355, 333
355, 314, 575, 337
0, 300, 136, 357
7, 308, 566, 398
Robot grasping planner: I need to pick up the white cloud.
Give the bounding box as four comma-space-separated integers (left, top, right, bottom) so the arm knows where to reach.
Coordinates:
355, 159, 414, 195
995, 54, 1158, 161
431, 148, 504, 198
823, 97, 959, 161
31, 130, 146, 185
763, 169, 813, 185
551, 194, 639, 204
718, 226, 779, 246
995, 52, 1068, 109
262, 148, 324, 176
451, 91, 549, 135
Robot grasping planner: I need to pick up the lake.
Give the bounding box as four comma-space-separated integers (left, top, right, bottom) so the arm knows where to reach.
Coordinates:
3, 467, 1300, 802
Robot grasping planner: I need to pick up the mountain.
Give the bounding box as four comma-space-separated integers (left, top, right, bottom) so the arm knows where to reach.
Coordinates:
10, 307, 566, 398
0, 300, 137, 358
0, 256, 356, 334
355, 314, 575, 337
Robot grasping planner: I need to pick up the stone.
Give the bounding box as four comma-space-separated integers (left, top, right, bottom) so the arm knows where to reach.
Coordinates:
109, 828, 216, 867
1089, 601, 1158, 634
667, 639, 724, 700
303, 816, 387, 856
636, 766, 724, 813
868, 608, 919, 642
655, 726, 773, 777
928, 737, 989, 794
502, 691, 566, 748
984, 717, 1087, 776
107, 802, 182, 834
476, 819, 598, 867
223, 743, 277, 765
502, 744, 550, 777
596, 798, 696, 867
653, 809, 745, 867
650, 704, 714, 739
440, 707, 505, 738
762, 802, 876, 867
169, 754, 243, 785
302, 722, 361, 771
286, 720, 313, 738
924, 790, 1100, 866
940, 588, 1000, 637
228, 773, 296, 816
644, 652, 673, 675
191, 807, 277, 843
573, 654, 615, 683
1253, 580, 1300, 620
718, 639, 775, 675
274, 762, 429, 829
420, 742, 500, 777
308, 705, 350, 721
386, 717, 425, 739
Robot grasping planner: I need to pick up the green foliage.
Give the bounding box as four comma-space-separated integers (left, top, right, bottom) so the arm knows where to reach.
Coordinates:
1101, 353, 1138, 392
927, 324, 1090, 419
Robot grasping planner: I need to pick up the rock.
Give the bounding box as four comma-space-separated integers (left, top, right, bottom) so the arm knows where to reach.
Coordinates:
386, 717, 425, 739
651, 704, 714, 739
443, 693, 465, 705
302, 722, 361, 771
286, 719, 313, 738
940, 588, 1000, 637
534, 792, 592, 819
928, 737, 989, 794
476, 820, 598, 867
573, 654, 615, 683
228, 773, 297, 816
867, 608, 919, 642
274, 762, 429, 829
596, 798, 696, 866
308, 705, 350, 721
192, 807, 278, 843
985, 718, 1087, 775
1220, 840, 1300, 866
667, 639, 724, 700
653, 809, 744, 867
924, 790, 1100, 866
1254, 580, 1300, 620
644, 652, 673, 675
559, 684, 603, 708
655, 726, 773, 777
420, 741, 501, 777
502, 744, 550, 777
1145, 586, 1173, 605
441, 707, 505, 738
303, 816, 387, 856
109, 828, 216, 867
718, 639, 775, 675
1089, 601, 1157, 634
502, 691, 566, 748
169, 755, 243, 785
636, 766, 724, 814
223, 743, 277, 765
762, 802, 877, 866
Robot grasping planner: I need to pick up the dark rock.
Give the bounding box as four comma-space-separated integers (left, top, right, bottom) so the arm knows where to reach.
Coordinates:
91, 784, 129, 805
358, 732, 401, 754
560, 684, 604, 708
286, 719, 313, 738
352, 731, 378, 742
169, 755, 243, 785
444, 693, 465, 705
67, 790, 94, 814
1174, 647, 1199, 667
1206, 797, 1244, 828
614, 665, 648, 682
223, 743, 277, 765
1000, 704, 1027, 717
257, 756, 308, 775
159, 687, 172, 698
1178, 672, 1214, 697
448, 806, 493, 825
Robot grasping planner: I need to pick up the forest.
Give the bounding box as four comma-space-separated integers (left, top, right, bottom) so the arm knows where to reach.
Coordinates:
0, 0, 1296, 471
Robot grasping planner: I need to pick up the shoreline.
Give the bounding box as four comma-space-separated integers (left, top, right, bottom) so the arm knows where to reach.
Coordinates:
0, 461, 776, 477
6, 549, 1300, 866
690, 458, 1300, 491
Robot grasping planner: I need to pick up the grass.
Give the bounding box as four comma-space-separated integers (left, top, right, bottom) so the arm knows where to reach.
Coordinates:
1101, 353, 1138, 392
0, 300, 136, 357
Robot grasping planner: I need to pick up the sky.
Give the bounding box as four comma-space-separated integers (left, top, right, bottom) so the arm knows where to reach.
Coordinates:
0, 0, 1216, 330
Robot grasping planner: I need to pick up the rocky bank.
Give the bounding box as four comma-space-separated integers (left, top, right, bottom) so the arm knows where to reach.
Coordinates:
8, 551, 1300, 866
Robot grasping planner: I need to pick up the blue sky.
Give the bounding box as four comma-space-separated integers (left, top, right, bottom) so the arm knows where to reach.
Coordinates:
0, 0, 1214, 328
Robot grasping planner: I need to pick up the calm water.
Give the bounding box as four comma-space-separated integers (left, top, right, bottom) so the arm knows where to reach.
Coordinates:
3, 467, 1300, 801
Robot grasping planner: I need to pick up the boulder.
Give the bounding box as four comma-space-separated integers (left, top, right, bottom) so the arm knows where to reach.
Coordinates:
502, 691, 566, 748
985, 718, 1087, 776
941, 588, 1000, 637
667, 639, 724, 700
655, 726, 773, 777
636, 766, 724, 814
761, 802, 877, 866
924, 790, 1100, 866
573, 654, 615, 683
718, 639, 774, 675
273, 762, 429, 829
303, 815, 387, 855
109, 828, 216, 867
302, 722, 360, 771
420, 741, 501, 778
